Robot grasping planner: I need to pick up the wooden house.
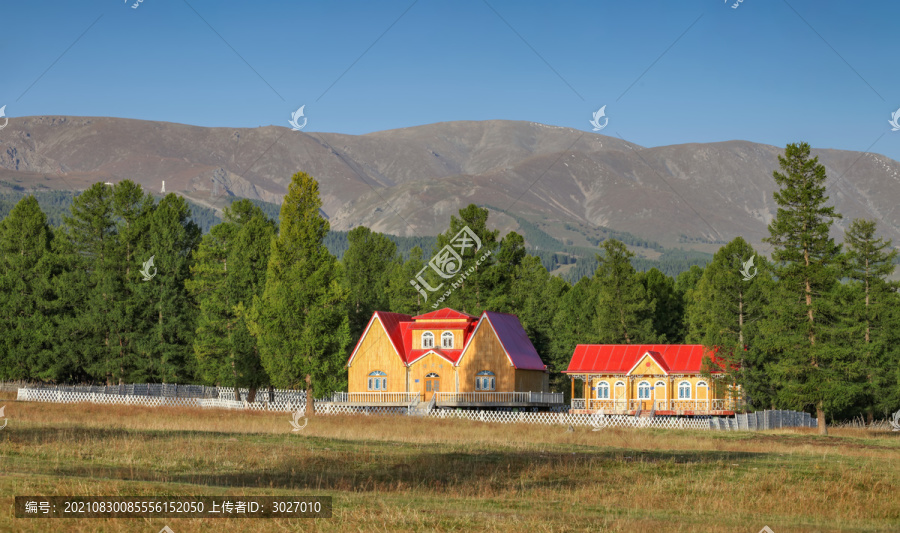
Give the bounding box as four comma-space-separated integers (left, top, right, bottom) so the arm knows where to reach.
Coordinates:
564, 344, 742, 416
340, 308, 562, 409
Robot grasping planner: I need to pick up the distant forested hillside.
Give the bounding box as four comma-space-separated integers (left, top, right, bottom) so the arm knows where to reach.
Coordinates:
0, 190, 711, 282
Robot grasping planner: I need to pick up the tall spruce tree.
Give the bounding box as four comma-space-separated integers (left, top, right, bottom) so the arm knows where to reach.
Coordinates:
684, 237, 772, 408
58, 182, 122, 383
842, 218, 898, 422
135, 193, 201, 382
0, 196, 59, 380
593, 239, 657, 344
638, 268, 684, 342
423, 205, 500, 314
386, 246, 427, 316
342, 226, 398, 339
761, 142, 849, 434
246, 172, 350, 404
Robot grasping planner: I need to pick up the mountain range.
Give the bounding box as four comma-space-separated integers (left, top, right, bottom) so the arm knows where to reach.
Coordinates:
2, 116, 899, 257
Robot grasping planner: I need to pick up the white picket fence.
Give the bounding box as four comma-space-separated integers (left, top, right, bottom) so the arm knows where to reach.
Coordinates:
16, 387, 715, 429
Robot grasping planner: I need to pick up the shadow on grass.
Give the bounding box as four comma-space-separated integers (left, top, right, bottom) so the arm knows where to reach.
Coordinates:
5, 426, 775, 493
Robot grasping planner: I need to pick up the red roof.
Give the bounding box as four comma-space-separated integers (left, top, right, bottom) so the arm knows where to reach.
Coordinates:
407, 321, 474, 331
346, 311, 412, 366
413, 308, 478, 320
407, 348, 463, 364
564, 344, 720, 374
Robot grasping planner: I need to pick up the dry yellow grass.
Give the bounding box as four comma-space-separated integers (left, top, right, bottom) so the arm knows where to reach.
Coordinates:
1, 392, 898, 532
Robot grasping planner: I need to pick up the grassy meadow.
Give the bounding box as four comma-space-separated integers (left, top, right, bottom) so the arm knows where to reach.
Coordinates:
1, 391, 898, 532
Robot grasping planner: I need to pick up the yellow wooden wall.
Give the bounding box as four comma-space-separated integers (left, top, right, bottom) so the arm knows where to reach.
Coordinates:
514, 369, 547, 392
408, 352, 457, 393
587, 375, 719, 401
412, 327, 467, 350
347, 317, 408, 393
584, 353, 724, 402
457, 322, 516, 392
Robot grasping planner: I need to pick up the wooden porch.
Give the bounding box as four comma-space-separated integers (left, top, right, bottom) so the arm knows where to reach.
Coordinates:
330, 391, 564, 408
435, 391, 564, 408
570, 398, 740, 416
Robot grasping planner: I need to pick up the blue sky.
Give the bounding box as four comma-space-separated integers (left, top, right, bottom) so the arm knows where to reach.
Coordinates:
4, 0, 900, 161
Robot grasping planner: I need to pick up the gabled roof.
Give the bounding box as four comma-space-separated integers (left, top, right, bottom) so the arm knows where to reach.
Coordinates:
407, 348, 462, 365
564, 344, 720, 374
459, 311, 547, 371
413, 308, 478, 320
624, 350, 670, 375
348, 308, 547, 371
346, 311, 412, 366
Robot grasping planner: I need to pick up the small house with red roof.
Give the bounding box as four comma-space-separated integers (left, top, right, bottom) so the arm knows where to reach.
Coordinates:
342, 308, 562, 409
564, 344, 743, 416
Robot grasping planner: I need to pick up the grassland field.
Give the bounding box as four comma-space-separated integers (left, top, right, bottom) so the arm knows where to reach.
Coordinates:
0, 391, 898, 533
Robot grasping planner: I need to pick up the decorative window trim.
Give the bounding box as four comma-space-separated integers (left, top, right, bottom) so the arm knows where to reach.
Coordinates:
368, 371, 387, 392
422, 332, 435, 349
637, 380, 651, 400
678, 381, 692, 399
441, 331, 454, 349
596, 381, 610, 399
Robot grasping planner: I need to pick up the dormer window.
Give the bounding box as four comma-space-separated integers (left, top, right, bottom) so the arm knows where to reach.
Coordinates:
422, 331, 434, 349
441, 331, 454, 349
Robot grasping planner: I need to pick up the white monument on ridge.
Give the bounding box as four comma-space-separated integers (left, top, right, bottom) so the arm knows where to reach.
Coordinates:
161, 181, 165, 194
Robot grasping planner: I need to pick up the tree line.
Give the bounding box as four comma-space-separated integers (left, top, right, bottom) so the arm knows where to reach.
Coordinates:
0, 143, 898, 430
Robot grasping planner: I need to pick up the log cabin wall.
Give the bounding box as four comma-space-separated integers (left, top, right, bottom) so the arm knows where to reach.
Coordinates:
408, 352, 456, 393
347, 317, 407, 393
514, 369, 547, 392
457, 323, 516, 393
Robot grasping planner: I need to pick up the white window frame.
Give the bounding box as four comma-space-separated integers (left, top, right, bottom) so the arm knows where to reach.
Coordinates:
368, 371, 387, 391
596, 381, 610, 399
441, 331, 454, 349
638, 381, 651, 400
421, 331, 434, 349
678, 381, 692, 399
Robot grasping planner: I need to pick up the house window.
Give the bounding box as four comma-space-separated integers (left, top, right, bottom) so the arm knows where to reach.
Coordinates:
441, 331, 454, 349
596, 381, 610, 399
678, 381, 691, 399
368, 371, 387, 391
422, 331, 434, 348
638, 381, 651, 399
476, 370, 495, 391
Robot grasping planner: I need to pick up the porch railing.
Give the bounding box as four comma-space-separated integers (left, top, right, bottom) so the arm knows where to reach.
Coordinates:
578, 398, 740, 411
434, 391, 563, 404
331, 392, 420, 403
588, 399, 629, 410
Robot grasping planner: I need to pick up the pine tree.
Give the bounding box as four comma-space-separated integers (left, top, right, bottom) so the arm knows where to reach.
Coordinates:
0, 196, 59, 380
593, 239, 657, 344
684, 237, 772, 408
135, 193, 201, 382
842, 218, 898, 422
484, 231, 527, 313
386, 246, 427, 316
761, 142, 849, 434
638, 268, 684, 342
58, 182, 122, 384
423, 205, 500, 314
246, 172, 350, 406
342, 226, 398, 338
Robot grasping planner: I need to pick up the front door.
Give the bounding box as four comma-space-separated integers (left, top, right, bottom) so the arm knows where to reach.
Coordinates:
424, 373, 440, 401
637, 381, 653, 410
